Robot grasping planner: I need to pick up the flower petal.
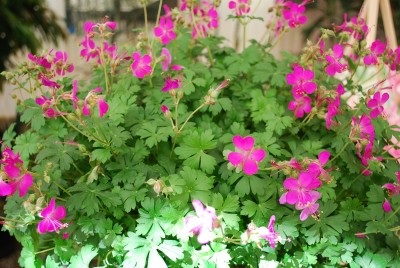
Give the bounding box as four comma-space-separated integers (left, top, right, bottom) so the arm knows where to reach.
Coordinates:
228, 152, 244, 166
233, 136, 254, 151
243, 159, 258, 175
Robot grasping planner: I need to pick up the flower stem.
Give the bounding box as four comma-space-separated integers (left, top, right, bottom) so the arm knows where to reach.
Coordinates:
385, 204, 400, 223
0, 216, 25, 224
52, 180, 71, 196
35, 247, 55, 255
327, 141, 352, 165
143, 2, 149, 37
179, 102, 207, 133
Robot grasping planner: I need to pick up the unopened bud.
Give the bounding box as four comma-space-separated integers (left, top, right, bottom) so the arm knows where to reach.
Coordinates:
161, 105, 172, 119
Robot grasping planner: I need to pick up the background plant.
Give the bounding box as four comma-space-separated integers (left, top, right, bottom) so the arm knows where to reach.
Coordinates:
1, 0, 400, 267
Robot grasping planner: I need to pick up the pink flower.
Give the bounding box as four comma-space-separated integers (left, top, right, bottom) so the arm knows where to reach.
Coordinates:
325, 44, 347, 76
279, 172, 322, 205
131, 52, 152, 79
228, 0, 251, 16
364, 40, 386, 66
351, 114, 375, 141
295, 191, 321, 221
308, 151, 331, 182
288, 95, 312, 118
161, 105, 169, 114
382, 171, 400, 197
286, 65, 317, 99
162, 77, 180, 92
241, 216, 281, 248
282, 2, 307, 28
37, 198, 68, 234
154, 17, 176, 45
82, 87, 109, 118
53, 51, 74, 76
160, 48, 172, 72
35, 95, 61, 118
367, 92, 389, 118
228, 135, 266, 175
184, 199, 218, 244
385, 47, 400, 71
80, 35, 99, 62
382, 199, 391, 213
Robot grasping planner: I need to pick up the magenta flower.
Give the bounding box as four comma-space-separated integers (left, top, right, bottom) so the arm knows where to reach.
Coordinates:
228, 0, 251, 16
288, 95, 312, 118
367, 92, 389, 118
282, 2, 307, 28
325, 44, 347, 76
161, 105, 169, 114
154, 17, 176, 45
80, 35, 99, 62
184, 199, 218, 244
382, 172, 400, 197
295, 191, 321, 221
82, 87, 109, 118
286, 65, 317, 99
37, 198, 68, 234
228, 135, 266, 175
162, 77, 180, 92
382, 199, 392, 213
35, 95, 61, 118
351, 114, 375, 141
308, 151, 330, 182
53, 51, 74, 76
131, 52, 152, 79
385, 47, 400, 71
279, 172, 322, 205
160, 48, 172, 72
364, 40, 386, 66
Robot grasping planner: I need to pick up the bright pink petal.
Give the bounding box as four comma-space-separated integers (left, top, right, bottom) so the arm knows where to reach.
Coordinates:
285, 191, 299, 205
233, 136, 254, 151
192, 199, 205, 216
243, 159, 258, 175
97, 98, 109, 117
37, 219, 51, 234
17, 173, 33, 197
41, 198, 56, 218
318, 151, 330, 165
52, 206, 66, 219
283, 178, 298, 190
4, 164, 20, 178
0, 180, 13, 196
251, 149, 266, 162
228, 152, 244, 166
383, 199, 391, 212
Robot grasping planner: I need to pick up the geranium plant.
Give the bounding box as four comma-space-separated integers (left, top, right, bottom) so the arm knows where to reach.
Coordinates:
1, 0, 400, 267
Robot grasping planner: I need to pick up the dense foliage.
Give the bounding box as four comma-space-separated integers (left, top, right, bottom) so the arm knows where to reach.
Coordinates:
1, 0, 400, 267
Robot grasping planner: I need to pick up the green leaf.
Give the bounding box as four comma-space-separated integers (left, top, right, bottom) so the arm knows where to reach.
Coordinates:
20, 98, 45, 130
1, 122, 16, 147
45, 255, 61, 268
175, 130, 217, 174
14, 131, 39, 160
137, 121, 172, 148
69, 245, 98, 268
91, 148, 112, 163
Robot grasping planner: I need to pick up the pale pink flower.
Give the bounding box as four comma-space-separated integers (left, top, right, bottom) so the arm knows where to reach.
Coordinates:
351, 114, 375, 141
37, 198, 68, 234
185, 199, 218, 244
241, 215, 281, 248
131, 52, 152, 79
228, 135, 266, 175
161, 48, 171, 72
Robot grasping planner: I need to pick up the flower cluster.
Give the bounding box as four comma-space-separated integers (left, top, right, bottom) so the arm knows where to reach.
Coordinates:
28, 49, 74, 89
269, 0, 311, 37
0, 147, 33, 197
278, 151, 331, 221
